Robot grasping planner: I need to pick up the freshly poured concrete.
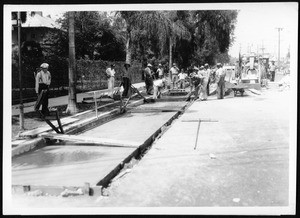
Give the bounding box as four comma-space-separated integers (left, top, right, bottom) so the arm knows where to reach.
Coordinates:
80, 102, 187, 145
12, 101, 187, 188
12, 145, 136, 187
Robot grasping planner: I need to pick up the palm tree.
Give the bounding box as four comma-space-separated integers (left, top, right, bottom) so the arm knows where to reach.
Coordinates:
66, 11, 78, 114
117, 11, 191, 73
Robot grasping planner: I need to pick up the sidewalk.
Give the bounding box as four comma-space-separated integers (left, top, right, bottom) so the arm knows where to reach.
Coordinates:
12, 82, 146, 116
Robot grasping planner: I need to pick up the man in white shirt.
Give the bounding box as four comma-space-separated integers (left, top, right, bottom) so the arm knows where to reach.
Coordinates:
156, 64, 164, 79
216, 63, 225, 99
153, 78, 166, 99
170, 63, 179, 89
269, 60, 276, 82
35, 63, 51, 115
198, 65, 210, 100
177, 69, 187, 89
106, 63, 116, 98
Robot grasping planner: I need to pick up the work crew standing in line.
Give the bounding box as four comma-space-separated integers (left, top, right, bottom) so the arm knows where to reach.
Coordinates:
144, 63, 154, 95
35, 63, 51, 115
106, 63, 116, 99
156, 64, 164, 79
122, 62, 132, 98
198, 65, 210, 101
170, 63, 179, 89
204, 63, 211, 96
216, 63, 225, 99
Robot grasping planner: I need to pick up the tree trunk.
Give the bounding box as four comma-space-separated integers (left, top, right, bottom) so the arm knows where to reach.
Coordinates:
169, 35, 173, 81
66, 11, 78, 114
125, 31, 131, 63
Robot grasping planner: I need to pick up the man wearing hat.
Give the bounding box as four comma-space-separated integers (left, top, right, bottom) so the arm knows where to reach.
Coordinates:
269, 60, 276, 82
35, 63, 51, 115
122, 62, 132, 98
156, 64, 164, 79
144, 63, 154, 95
170, 63, 179, 89
216, 63, 225, 99
153, 78, 166, 99
106, 63, 116, 98
186, 67, 201, 101
198, 65, 210, 100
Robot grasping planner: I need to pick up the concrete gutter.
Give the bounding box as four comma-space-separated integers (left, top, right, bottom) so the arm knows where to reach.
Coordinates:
12, 99, 192, 196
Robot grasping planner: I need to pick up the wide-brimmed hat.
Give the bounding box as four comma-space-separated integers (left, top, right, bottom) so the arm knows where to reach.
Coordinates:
40, 63, 49, 69
193, 66, 199, 71
204, 63, 209, 67
147, 63, 152, 67
200, 66, 204, 69
158, 64, 162, 67
173, 63, 176, 66
217, 63, 222, 67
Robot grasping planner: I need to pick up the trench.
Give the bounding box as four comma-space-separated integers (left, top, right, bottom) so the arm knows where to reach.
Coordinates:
12, 89, 194, 196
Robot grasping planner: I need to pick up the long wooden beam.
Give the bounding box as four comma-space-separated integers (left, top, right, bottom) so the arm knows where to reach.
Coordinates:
41, 133, 141, 148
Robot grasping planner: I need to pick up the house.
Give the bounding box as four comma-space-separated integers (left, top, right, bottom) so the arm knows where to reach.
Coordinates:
12, 11, 61, 47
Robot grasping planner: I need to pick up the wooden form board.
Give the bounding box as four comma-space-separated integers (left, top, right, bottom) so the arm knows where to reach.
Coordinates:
19, 117, 78, 137
41, 133, 141, 148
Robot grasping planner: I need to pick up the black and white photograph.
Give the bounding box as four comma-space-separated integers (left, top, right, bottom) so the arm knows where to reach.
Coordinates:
3, 2, 298, 215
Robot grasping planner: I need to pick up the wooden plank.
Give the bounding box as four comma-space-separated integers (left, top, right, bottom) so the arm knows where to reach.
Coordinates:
40, 133, 141, 148
19, 117, 78, 137
129, 107, 182, 112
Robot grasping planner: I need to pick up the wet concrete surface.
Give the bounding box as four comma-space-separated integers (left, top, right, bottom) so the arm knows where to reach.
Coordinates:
79, 102, 187, 145
12, 101, 187, 187
12, 145, 136, 187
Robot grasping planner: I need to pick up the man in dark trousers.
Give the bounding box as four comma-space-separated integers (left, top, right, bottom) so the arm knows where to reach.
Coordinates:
144, 63, 154, 95
216, 63, 225, 99
122, 62, 132, 98
35, 63, 51, 115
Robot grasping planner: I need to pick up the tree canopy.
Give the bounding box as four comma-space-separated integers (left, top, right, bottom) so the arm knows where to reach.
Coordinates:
43, 10, 238, 67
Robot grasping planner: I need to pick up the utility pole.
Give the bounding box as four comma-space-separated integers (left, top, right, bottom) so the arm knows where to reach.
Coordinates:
260, 40, 265, 56
17, 12, 24, 131
275, 27, 283, 67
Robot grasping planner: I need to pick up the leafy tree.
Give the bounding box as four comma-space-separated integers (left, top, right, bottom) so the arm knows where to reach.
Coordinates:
191, 10, 238, 66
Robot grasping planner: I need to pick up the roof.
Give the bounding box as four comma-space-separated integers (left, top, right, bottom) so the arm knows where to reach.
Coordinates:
22, 12, 61, 29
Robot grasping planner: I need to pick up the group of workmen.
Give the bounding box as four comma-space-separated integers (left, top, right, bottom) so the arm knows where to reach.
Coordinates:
34, 61, 227, 116
106, 61, 227, 101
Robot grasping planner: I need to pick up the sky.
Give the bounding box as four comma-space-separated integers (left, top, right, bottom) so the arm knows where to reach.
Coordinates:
228, 3, 298, 58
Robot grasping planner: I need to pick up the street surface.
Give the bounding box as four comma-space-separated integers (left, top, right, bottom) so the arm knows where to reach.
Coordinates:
11, 85, 293, 213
